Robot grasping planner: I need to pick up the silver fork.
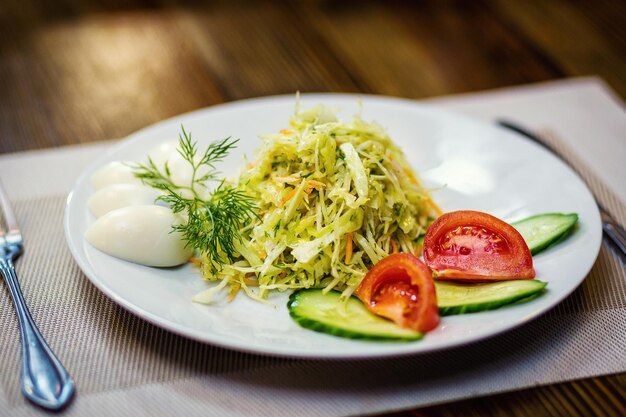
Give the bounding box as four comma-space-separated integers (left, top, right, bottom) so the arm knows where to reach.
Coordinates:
0, 180, 75, 410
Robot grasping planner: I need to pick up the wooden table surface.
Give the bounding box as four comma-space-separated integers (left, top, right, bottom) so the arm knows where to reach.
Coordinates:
1, 1, 625, 415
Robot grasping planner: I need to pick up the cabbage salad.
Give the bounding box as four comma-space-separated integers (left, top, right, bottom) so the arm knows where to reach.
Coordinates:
193, 104, 441, 303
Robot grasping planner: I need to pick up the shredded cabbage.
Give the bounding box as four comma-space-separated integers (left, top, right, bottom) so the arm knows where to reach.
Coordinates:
194, 104, 440, 303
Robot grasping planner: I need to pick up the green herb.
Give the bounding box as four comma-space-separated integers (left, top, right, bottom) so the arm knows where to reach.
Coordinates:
133, 126, 257, 265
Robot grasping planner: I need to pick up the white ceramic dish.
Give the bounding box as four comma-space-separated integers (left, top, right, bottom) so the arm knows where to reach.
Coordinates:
64, 94, 602, 359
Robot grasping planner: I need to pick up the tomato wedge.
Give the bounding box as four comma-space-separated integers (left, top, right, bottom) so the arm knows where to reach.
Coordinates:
355, 253, 439, 332
423, 210, 535, 281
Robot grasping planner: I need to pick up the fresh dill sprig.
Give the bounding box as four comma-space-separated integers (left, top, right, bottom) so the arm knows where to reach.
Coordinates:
134, 126, 238, 197
133, 126, 257, 266
172, 182, 257, 265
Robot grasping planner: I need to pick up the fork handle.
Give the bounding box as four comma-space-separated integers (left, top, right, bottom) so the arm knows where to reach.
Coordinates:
0, 257, 75, 410
601, 213, 626, 255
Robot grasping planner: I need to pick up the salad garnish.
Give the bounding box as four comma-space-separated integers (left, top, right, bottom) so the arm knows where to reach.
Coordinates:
193, 104, 441, 303
133, 127, 257, 266
355, 253, 439, 332
423, 210, 535, 281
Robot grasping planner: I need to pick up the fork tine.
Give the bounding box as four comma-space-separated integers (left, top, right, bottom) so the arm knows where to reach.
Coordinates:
0, 179, 19, 234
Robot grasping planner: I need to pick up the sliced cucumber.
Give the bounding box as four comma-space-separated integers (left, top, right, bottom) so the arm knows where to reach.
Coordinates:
288, 289, 423, 341
512, 213, 578, 255
436, 280, 547, 316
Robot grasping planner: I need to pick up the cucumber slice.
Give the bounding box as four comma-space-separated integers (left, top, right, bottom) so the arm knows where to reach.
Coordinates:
436, 280, 547, 316
512, 213, 578, 255
288, 289, 423, 341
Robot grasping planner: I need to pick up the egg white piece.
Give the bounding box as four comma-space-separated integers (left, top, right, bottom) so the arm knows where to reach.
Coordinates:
87, 183, 164, 218
147, 140, 211, 199
148, 140, 180, 168
85, 205, 193, 267
91, 161, 141, 190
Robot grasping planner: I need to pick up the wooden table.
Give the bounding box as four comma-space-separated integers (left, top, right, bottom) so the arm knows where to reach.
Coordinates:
1, 1, 624, 415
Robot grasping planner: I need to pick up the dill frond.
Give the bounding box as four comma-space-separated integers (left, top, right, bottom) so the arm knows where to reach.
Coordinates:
133, 126, 256, 266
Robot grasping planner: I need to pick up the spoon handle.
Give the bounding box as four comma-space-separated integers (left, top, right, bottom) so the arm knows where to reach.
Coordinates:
0, 257, 75, 410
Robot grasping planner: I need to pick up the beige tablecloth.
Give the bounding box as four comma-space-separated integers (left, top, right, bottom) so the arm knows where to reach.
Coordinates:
0, 77, 625, 417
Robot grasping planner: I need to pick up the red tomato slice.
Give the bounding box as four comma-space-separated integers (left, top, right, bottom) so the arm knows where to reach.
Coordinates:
423, 210, 535, 281
355, 253, 439, 333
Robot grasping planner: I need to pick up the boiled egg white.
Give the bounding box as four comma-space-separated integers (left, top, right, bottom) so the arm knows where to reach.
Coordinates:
85, 205, 193, 267
147, 140, 180, 168
91, 161, 141, 190
147, 141, 211, 199
87, 184, 164, 218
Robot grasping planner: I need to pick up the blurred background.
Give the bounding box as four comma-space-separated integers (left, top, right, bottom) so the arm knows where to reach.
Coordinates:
1, 0, 624, 153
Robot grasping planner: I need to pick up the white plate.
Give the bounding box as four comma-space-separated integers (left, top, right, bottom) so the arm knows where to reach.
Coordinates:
64, 94, 602, 359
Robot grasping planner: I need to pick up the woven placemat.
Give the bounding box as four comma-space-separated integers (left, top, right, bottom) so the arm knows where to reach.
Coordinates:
1, 78, 625, 416
0, 194, 624, 417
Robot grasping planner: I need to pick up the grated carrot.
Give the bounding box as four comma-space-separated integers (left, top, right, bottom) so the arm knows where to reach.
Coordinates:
279, 128, 293, 135
427, 198, 443, 217
345, 232, 353, 264
414, 242, 424, 257
243, 278, 259, 287
304, 180, 325, 194
278, 187, 298, 207
243, 272, 259, 287
403, 167, 419, 185
390, 238, 399, 254
227, 282, 241, 303
189, 257, 202, 266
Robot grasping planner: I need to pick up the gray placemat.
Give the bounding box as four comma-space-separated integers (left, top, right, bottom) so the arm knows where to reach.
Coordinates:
1, 78, 625, 416
0, 194, 624, 417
